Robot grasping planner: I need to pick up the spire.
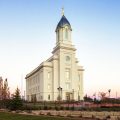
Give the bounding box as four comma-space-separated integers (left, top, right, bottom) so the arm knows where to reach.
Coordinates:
56, 8, 72, 32
61, 7, 64, 16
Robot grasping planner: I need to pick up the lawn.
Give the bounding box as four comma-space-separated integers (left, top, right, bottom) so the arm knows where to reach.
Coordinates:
0, 112, 74, 120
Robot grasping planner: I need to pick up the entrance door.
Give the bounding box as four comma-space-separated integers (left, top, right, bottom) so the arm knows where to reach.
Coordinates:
66, 92, 73, 101
66, 92, 70, 101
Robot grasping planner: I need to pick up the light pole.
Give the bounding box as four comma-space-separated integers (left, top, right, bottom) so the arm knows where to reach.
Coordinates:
108, 89, 111, 98
72, 89, 75, 110
78, 91, 80, 101
72, 89, 74, 101
57, 87, 62, 101
78, 87, 80, 101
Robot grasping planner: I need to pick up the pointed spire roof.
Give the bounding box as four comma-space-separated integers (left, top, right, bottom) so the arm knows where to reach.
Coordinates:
55, 9, 72, 32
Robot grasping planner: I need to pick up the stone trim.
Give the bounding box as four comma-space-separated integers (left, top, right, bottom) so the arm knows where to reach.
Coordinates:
25, 63, 52, 79
52, 45, 76, 54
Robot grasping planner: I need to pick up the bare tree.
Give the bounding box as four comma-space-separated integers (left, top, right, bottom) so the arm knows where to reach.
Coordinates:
98, 92, 107, 100
0, 78, 10, 100
0, 77, 3, 100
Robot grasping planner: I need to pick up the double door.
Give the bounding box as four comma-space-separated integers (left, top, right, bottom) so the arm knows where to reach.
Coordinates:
66, 92, 73, 101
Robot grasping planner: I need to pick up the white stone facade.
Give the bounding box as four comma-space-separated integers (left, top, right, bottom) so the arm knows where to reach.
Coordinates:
26, 13, 84, 101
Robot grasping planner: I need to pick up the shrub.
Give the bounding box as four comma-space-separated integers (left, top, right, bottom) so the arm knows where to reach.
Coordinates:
67, 114, 72, 117
39, 106, 41, 110
106, 115, 110, 119
117, 117, 120, 120
79, 114, 82, 118
55, 106, 60, 111
9, 88, 23, 110
60, 106, 64, 110
26, 109, 32, 113
39, 112, 44, 115
48, 106, 52, 110
43, 106, 48, 110
70, 106, 75, 111
57, 113, 60, 116
66, 106, 69, 110
47, 112, 51, 116
92, 115, 95, 118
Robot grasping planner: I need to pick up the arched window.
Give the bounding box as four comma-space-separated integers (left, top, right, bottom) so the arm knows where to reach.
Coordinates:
65, 28, 68, 39
78, 75, 80, 81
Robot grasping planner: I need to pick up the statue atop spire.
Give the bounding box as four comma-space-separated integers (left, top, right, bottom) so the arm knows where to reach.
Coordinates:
61, 7, 64, 16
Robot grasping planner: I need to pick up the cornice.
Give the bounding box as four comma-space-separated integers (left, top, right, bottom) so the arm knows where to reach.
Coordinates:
78, 68, 84, 71
52, 45, 76, 54
25, 63, 52, 79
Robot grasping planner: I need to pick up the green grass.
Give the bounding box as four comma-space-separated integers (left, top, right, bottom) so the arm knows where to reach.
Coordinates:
0, 112, 72, 120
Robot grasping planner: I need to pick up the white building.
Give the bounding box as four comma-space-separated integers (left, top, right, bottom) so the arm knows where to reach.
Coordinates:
26, 10, 84, 102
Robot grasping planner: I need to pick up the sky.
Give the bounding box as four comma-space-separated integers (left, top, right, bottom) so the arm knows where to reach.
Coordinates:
0, 0, 120, 98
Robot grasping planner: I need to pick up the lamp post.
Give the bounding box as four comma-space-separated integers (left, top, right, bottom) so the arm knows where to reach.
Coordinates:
72, 89, 75, 110
78, 87, 80, 101
72, 89, 74, 101
78, 91, 80, 101
108, 89, 111, 98
57, 87, 62, 101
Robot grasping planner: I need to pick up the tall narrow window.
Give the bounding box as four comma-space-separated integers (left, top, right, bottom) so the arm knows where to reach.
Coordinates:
66, 69, 70, 80
48, 72, 50, 79
65, 28, 68, 39
66, 83, 70, 90
48, 84, 50, 90
79, 75, 80, 81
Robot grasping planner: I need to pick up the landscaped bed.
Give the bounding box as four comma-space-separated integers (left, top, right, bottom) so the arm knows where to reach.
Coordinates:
0, 112, 67, 120
0, 111, 95, 120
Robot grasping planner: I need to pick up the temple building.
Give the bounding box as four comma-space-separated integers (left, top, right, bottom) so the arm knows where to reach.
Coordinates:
26, 10, 84, 101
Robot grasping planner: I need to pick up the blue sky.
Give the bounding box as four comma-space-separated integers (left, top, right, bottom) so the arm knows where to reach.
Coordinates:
0, 0, 120, 98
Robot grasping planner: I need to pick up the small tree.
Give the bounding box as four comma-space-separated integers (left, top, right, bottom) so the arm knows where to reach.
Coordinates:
10, 87, 23, 110
3, 79, 9, 99
0, 78, 10, 108
84, 94, 93, 102
98, 92, 107, 100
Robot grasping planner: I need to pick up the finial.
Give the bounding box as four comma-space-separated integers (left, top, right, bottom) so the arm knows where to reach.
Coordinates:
61, 7, 64, 16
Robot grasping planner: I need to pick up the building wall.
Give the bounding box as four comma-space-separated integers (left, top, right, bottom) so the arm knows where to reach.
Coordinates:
26, 69, 43, 101
26, 15, 84, 101
43, 65, 52, 101
26, 46, 84, 101
52, 55, 59, 101
60, 48, 83, 100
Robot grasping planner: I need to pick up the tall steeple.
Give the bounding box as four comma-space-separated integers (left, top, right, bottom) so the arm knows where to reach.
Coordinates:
55, 8, 72, 45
